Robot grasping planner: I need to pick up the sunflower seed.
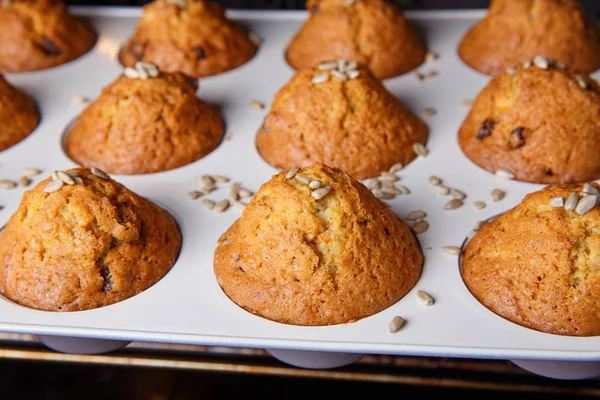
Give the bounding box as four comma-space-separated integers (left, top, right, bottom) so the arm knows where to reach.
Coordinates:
136, 66, 149, 80
249, 100, 265, 111
422, 107, 437, 117
576, 74, 588, 89
21, 168, 42, 177
575, 195, 597, 215
550, 196, 565, 207
367, 179, 381, 190
442, 246, 461, 255
381, 180, 395, 190
394, 184, 410, 195
533, 55, 549, 69
373, 190, 395, 200
311, 186, 331, 200
248, 32, 262, 46
379, 172, 399, 182
318, 61, 338, 70
55, 170, 75, 185
495, 169, 514, 180
389, 163, 403, 173
425, 51, 439, 62
90, 167, 109, 180
331, 70, 347, 80
564, 192, 579, 211
212, 175, 230, 183
188, 191, 202, 200
123, 67, 138, 79
473, 201, 486, 210
0, 179, 16, 189
582, 182, 600, 196
406, 210, 426, 221
429, 176, 442, 186
18, 176, 31, 187
214, 200, 230, 213
137, 61, 158, 77
437, 185, 450, 196
506, 67, 518, 76
231, 199, 247, 209
347, 70, 360, 80
295, 175, 310, 184
412, 220, 429, 235
444, 199, 463, 210
230, 182, 241, 194
425, 70, 438, 79
308, 179, 322, 189
459, 99, 474, 108
450, 188, 467, 200
414, 72, 425, 81
417, 290, 435, 306
201, 175, 215, 186
337, 59, 347, 70
202, 199, 215, 210
344, 60, 358, 72
388, 316, 405, 333
312, 73, 329, 84
286, 167, 300, 179
523, 60, 532, 69
413, 143, 428, 157
43, 180, 63, 193
381, 187, 401, 196
491, 188, 506, 202
71, 96, 89, 105
200, 185, 215, 195
239, 188, 253, 198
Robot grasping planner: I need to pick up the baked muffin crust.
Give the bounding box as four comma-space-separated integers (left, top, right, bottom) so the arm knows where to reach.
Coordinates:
0, 75, 39, 151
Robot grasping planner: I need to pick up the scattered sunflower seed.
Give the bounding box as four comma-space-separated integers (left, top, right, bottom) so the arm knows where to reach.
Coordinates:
286, 167, 299, 179
56, 170, 75, 185
318, 61, 338, 70
295, 175, 310, 184
437, 185, 450, 196
450, 188, 467, 200
425, 51, 439, 62
575, 195, 597, 215
564, 192, 579, 211
231, 199, 247, 209
212, 175, 230, 183
413, 143, 428, 157
406, 210, 426, 221
414, 72, 425, 81
388, 316, 405, 333
473, 201, 486, 210
0, 179, 16, 190
417, 290, 435, 306
412, 220, 429, 235
429, 176, 442, 186
506, 67, 518, 76
422, 107, 437, 117
188, 191, 203, 200
71, 96, 89, 105
312, 73, 329, 84
214, 199, 230, 213
202, 199, 215, 210
239, 188, 253, 198
367, 179, 382, 190
444, 199, 464, 210
576, 75, 588, 90
308, 179, 322, 189
373, 190, 395, 200
90, 167, 109, 180
495, 169, 515, 180
18, 176, 30, 187
394, 184, 410, 195
533, 55, 549, 69
491, 188, 506, 202
249, 100, 265, 111
379, 172, 399, 182
331, 70, 347, 80
123, 67, 138, 79
389, 163, 403, 173
311, 186, 332, 200
459, 99, 474, 108
550, 196, 565, 208
21, 167, 42, 177
381, 187, 401, 196
582, 182, 600, 196
442, 246, 461, 255
43, 180, 63, 193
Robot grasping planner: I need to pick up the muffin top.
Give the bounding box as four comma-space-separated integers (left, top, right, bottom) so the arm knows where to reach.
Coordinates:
458, 57, 600, 184
462, 182, 600, 336
0, 74, 39, 151
459, 0, 600, 76
286, 0, 425, 79
0, 0, 96, 72
0, 168, 181, 312
66, 63, 224, 175
214, 163, 423, 326
256, 63, 428, 180
119, 0, 257, 78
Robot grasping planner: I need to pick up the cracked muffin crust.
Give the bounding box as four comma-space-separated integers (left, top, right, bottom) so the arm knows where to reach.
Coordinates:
256, 66, 428, 180
458, 0, 600, 76
457, 60, 600, 184
119, 0, 258, 78
0, 168, 181, 312
66, 67, 224, 175
0, 0, 96, 73
0, 75, 39, 151
285, 0, 425, 79
214, 163, 423, 326
462, 182, 600, 336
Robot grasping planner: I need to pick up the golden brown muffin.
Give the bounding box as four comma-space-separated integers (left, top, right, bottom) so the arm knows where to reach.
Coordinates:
119, 0, 258, 79
214, 163, 423, 326
0, 168, 181, 312
256, 64, 428, 180
462, 182, 600, 336
458, 0, 600, 76
458, 58, 600, 184
0, 75, 39, 151
285, 0, 425, 79
66, 63, 224, 175
0, 0, 96, 73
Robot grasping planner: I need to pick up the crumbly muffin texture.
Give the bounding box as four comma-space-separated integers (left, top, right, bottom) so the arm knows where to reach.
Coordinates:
0, 0, 96, 73
256, 65, 428, 180
214, 163, 423, 326
459, 0, 600, 76
0, 75, 39, 151
66, 68, 224, 175
286, 0, 425, 79
119, 0, 257, 78
462, 182, 600, 336
0, 168, 181, 312
458, 59, 600, 184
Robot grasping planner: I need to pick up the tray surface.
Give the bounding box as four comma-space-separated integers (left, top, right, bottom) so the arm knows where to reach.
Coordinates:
1, 7, 599, 361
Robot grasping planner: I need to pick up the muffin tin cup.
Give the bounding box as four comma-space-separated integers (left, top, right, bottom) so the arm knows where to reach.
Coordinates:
37, 335, 131, 355
1, 7, 600, 379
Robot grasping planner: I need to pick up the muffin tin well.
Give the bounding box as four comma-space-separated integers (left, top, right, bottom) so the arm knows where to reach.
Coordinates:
1, 7, 600, 361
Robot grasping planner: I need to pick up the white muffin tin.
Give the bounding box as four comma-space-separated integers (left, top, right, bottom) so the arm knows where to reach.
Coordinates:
1, 7, 600, 369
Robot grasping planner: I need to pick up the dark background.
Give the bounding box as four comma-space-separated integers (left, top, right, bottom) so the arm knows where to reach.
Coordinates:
63, 0, 600, 18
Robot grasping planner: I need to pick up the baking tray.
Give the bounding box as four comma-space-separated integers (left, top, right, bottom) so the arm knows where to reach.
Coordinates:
1, 7, 600, 362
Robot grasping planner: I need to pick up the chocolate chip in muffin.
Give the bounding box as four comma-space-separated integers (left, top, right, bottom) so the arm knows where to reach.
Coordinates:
37, 37, 62, 56
193, 45, 206, 60
476, 118, 495, 139
508, 126, 525, 149
100, 267, 113, 292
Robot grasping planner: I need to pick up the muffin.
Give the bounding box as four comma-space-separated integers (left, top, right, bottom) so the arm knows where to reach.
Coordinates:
0, 75, 39, 151
458, 57, 600, 184
214, 163, 423, 326
0, 168, 181, 312
458, 0, 600, 76
66, 62, 224, 175
0, 0, 96, 73
119, 0, 258, 79
285, 0, 425, 79
462, 182, 600, 336
256, 62, 428, 180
